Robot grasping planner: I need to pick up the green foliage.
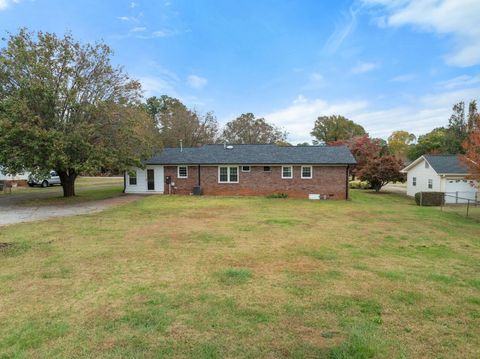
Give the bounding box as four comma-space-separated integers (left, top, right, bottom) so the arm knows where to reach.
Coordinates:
387, 130, 416, 160
145, 95, 219, 147
414, 192, 445, 206
0, 29, 158, 196
221, 113, 288, 144
408, 128, 447, 160
265, 193, 289, 198
311, 115, 366, 143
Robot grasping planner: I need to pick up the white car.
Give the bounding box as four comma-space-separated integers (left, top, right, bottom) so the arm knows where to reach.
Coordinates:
28, 171, 61, 187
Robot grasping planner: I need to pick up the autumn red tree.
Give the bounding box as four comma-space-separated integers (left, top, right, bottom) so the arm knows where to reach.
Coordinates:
357, 155, 405, 192
330, 135, 385, 178
461, 113, 480, 183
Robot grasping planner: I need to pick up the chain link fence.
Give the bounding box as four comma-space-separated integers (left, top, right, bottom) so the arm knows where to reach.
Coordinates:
440, 192, 480, 221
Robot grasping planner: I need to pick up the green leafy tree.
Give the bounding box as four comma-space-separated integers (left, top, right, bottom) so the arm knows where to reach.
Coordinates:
0, 29, 158, 197
311, 115, 365, 143
407, 128, 448, 160
388, 130, 416, 160
221, 113, 287, 144
145, 95, 218, 147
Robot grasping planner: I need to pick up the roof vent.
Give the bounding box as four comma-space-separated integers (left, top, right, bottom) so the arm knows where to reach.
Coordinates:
226, 145, 234, 150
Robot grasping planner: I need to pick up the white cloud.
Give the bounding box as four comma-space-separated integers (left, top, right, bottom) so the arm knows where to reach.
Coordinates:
324, 6, 359, 53
138, 75, 177, 98
187, 75, 208, 89
117, 16, 132, 21
363, 0, 480, 67
130, 2, 137, 8
0, 0, 20, 10
131, 26, 146, 32
352, 62, 378, 74
262, 86, 480, 143
437, 74, 480, 90
263, 97, 368, 143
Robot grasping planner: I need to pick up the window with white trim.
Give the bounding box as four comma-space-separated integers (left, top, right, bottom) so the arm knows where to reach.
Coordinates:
218, 166, 239, 183
282, 166, 293, 179
412, 176, 416, 186
241, 166, 250, 172
428, 179, 433, 189
178, 166, 188, 178
263, 166, 271, 172
128, 170, 137, 185
301, 166, 312, 179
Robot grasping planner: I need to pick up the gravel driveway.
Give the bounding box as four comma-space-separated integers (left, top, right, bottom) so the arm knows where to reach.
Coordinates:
0, 181, 144, 226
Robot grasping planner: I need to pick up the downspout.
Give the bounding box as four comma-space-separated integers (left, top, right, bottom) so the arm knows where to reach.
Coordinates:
345, 165, 349, 200
197, 164, 201, 186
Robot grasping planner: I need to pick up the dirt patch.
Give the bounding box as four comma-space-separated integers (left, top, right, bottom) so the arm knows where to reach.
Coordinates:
0, 242, 13, 250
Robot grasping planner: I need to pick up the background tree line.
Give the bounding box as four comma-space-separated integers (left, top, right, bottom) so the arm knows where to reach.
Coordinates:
1, 29, 478, 197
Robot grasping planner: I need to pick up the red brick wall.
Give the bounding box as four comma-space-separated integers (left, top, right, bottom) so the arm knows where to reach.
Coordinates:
164, 165, 349, 199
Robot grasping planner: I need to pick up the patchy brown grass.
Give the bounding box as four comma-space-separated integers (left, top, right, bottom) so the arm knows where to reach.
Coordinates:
0, 191, 479, 358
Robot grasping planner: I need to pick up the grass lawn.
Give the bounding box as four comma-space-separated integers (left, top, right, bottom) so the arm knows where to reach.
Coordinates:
2, 177, 124, 206
0, 191, 479, 358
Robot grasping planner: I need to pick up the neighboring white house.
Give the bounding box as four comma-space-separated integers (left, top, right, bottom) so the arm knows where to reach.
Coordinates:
0, 166, 30, 182
401, 155, 478, 204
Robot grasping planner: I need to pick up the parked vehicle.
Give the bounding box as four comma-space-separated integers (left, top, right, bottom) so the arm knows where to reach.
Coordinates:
28, 171, 61, 187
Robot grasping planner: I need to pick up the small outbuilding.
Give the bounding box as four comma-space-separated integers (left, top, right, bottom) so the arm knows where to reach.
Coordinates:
401, 155, 478, 203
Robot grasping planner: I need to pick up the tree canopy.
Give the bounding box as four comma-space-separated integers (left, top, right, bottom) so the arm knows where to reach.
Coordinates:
461, 109, 480, 182
221, 113, 287, 144
145, 95, 218, 147
0, 29, 158, 196
407, 128, 448, 161
387, 130, 416, 160
358, 155, 405, 192
311, 115, 366, 144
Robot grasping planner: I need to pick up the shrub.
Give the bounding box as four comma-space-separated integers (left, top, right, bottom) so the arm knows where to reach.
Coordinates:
266, 193, 288, 199
414, 192, 445, 206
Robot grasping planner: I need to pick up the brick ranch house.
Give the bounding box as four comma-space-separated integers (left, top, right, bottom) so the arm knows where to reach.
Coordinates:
124, 144, 356, 199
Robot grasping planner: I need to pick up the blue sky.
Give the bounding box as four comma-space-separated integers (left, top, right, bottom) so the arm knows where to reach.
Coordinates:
1, 0, 479, 143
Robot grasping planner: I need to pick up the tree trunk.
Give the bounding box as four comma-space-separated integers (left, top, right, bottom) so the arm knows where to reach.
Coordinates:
58, 169, 77, 197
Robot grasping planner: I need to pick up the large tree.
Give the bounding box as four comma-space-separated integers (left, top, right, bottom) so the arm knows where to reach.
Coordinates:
331, 135, 385, 178
407, 127, 448, 161
311, 115, 365, 143
388, 130, 416, 160
358, 155, 405, 192
221, 113, 287, 144
0, 29, 158, 197
461, 109, 480, 182
145, 95, 218, 147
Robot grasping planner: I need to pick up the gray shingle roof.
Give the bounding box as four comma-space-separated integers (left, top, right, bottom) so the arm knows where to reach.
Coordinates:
424, 155, 469, 174
144, 144, 356, 165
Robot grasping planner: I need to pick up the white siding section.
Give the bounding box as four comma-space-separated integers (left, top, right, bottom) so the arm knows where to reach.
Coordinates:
0, 167, 30, 181
405, 158, 441, 196
444, 178, 478, 203
125, 165, 164, 194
